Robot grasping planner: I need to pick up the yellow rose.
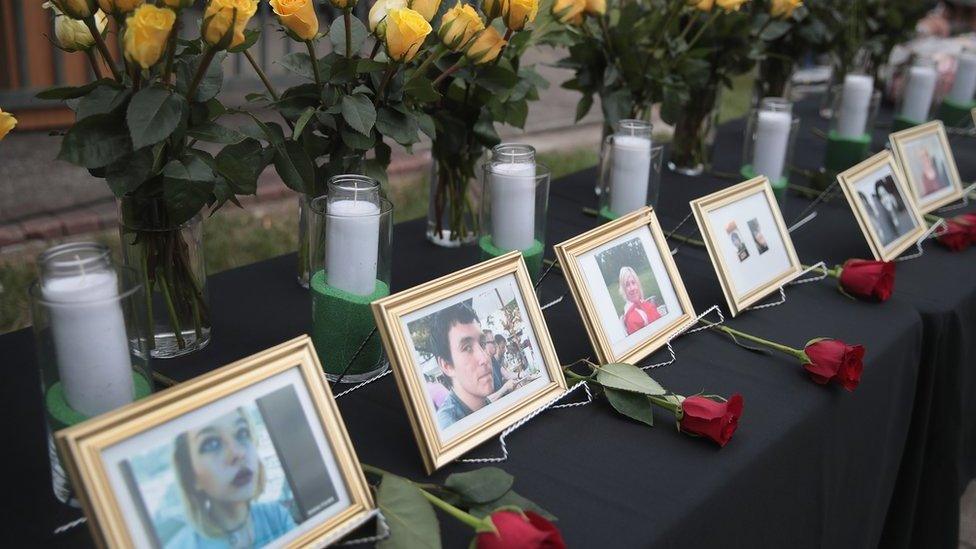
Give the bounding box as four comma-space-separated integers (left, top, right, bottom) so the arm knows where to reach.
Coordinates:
46, 2, 109, 52
483, 0, 502, 20
203, 0, 258, 49
384, 7, 431, 62
369, 0, 407, 37
715, 0, 747, 11
270, 0, 319, 40
503, 0, 538, 30
96, 0, 143, 15
50, 0, 97, 19
123, 4, 176, 69
583, 0, 604, 15
408, 0, 441, 21
465, 26, 505, 64
770, 0, 800, 18
330, 0, 357, 9
551, 0, 584, 23
161, 0, 196, 8
687, 0, 713, 11
438, 2, 483, 51
0, 108, 17, 141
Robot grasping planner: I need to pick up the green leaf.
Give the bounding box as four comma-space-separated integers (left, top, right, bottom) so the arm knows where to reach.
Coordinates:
292, 107, 316, 139
356, 59, 387, 73
377, 475, 441, 549
228, 28, 261, 53
596, 363, 666, 395
76, 85, 130, 120
416, 112, 436, 140
330, 15, 367, 57
127, 86, 188, 149
472, 117, 500, 147
469, 490, 557, 521
57, 113, 132, 169
574, 94, 593, 122
445, 468, 515, 504
273, 139, 315, 193
214, 138, 270, 195
376, 107, 419, 146
105, 148, 155, 197
36, 79, 117, 100
177, 52, 226, 102
277, 52, 315, 80
341, 126, 374, 150
604, 387, 654, 427
341, 94, 376, 136
162, 156, 215, 225
404, 77, 441, 102
187, 121, 246, 144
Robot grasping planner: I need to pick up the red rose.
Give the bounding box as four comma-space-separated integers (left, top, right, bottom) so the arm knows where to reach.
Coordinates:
802, 339, 865, 391
937, 220, 971, 252
837, 259, 895, 301
953, 214, 976, 241
476, 511, 566, 549
678, 394, 744, 447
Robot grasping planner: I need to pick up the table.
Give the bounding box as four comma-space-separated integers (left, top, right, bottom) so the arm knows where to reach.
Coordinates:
3, 96, 974, 547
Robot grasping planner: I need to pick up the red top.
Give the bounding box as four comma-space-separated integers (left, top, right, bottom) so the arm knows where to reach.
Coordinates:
624, 300, 662, 335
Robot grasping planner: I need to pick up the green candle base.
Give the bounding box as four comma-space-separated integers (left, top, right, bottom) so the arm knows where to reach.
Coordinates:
892, 114, 924, 133
824, 130, 872, 176
479, 236, 544, 280
936, 98, 976, 128
45, 372, 152, 431
740, 165, 788, 200
598, 206, 619, 223
311, 271, 390, 382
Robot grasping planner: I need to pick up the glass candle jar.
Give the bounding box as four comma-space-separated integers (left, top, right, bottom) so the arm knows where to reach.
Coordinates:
309, 175, 393, 382
741, 98, 800, 197
895, 59, 938, 129
598, 119, 664, 219
480, 144, 551, 279
30, 242, 153, 505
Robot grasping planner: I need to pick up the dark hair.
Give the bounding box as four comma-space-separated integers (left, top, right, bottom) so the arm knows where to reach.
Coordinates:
494, 334, 505, 345
431, 302, 480, 366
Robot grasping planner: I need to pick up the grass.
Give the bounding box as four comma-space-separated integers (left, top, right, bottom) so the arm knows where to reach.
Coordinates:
0, 75, 754, 335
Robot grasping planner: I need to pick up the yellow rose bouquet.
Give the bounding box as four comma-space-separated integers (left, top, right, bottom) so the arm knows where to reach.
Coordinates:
36, 0, 271, 356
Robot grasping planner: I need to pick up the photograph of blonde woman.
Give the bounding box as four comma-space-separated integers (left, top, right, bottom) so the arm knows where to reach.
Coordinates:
594, 237, 668, 337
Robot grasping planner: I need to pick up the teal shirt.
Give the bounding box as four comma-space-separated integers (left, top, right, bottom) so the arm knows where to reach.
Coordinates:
164, 502, 297, 549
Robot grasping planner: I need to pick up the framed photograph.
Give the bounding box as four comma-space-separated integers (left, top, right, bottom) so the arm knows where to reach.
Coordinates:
371, 252, 566, 473
837, 150, 927, 262
690, 176, 802, 317
554, 207, 696, 365
890, 120, 965, 213
56, 336, 375, 549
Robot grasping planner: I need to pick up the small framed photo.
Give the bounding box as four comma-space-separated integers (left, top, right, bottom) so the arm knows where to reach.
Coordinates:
56, 336, 375, 549
890, 120, 965, 213
371, 252, 566, 473
690, 176, 802, 317
554, 207, 696, 365
837, 150, 927, 262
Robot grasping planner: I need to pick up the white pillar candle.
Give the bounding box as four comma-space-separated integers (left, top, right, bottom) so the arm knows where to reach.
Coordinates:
949, 51, 976, 104
836, 74, 874, 138
751, 110, 792, 182
609, 135, 652, 215
900, 64, 937, 122
490, 162, 537, 251
42, 269, 134, 418
326, 199, 380, 296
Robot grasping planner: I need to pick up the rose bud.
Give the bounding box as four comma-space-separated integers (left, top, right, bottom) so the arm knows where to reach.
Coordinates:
270, 0, 319, 41
476, 511, 566, 549
0, 108, 17, 141
384, 7, 432, 62
678, 394, 743, 447
687, 0, 714, 11
583, 0, 605, 16
203, 0, 259, 50
504, 0, 539, 30
46, 2, 108, 52
952, 213, 976, 241
837, 259, 895, 302
802, 339, 864, 391
408, 0, 442, 22
438, 2, 484, 51
123, 4, 176, 69
770, 0, 801, 18
161, 0, 196, 8
50, 0, 97, 20
551, 0, 585, 24
937, 219, 971, 252
716, 0, 747, 10
97, 0, 144, 16
465, 26, 506, 65
369, 0, 406, 38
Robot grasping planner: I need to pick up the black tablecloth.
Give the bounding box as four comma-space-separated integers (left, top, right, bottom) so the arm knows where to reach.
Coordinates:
3, 96, 974, 547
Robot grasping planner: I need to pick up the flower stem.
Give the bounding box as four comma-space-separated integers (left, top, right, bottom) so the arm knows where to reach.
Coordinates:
306, 40, 322, 87
706, 321, 804, 359
187, 45, 218, 101
85, 49, 104, 80
361, 464, 492, 531
802, 263, 839, 278
162, 13, 180, 85
648, 393, 682, 415
369, 39, 382, 60
374, 65, 397, 105
669, 232, 704, 247
432, 59, 465, 87
344, 9, 353, 58
924, 213, 942, 224
243, 49, 279, 100
406, 46, 444, 85
85, 16, 121, 81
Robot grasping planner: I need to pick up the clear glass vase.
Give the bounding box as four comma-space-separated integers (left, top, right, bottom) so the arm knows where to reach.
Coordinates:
668, 84, 722, 177
753, 56, 796, 106
426, 149, 483, 247
119, 198, 210, 359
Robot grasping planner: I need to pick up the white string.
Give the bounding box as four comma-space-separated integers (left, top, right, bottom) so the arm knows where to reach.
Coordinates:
896, 219, 948, 262
53, 516, 86, 535
936, 182, 976, 213
641, 305, 724, 370
332, 509, 390, 547
334, 369, 392, 399
744, 261, 828, 312
456, 381, 592, 464
540, 295, 565, 310
788, 211, 818, 233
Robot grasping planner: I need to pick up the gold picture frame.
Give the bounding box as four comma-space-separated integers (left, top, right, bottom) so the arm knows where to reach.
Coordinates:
889, 120, 965, 213
371, 252, 567, 474
55, 336, 375, 549
690, 176, 802, 317
837, 150, 927, 262
554, 207, 696, 365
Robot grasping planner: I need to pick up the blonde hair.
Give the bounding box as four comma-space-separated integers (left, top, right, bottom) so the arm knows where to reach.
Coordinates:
172, 408, 266, 538
617, 266, 642, 303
